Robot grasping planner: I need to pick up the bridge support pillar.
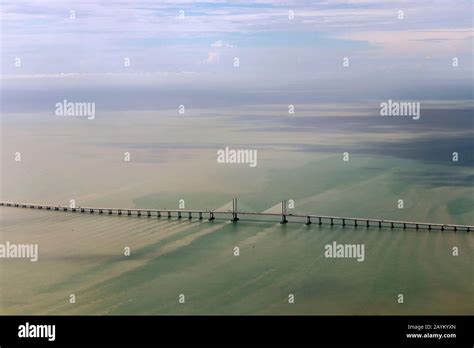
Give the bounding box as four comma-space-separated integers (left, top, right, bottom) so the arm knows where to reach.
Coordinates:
342, 219, 345, 227
366, 220, 369, 228
318, 217, 322, 225
280, 215, 288, 224
189, 212, 192, 219
137, 211, 141, 217
118, 210, 122, 215
354, 220, 357, 227
330, 218, 334, 226
168, 211, 171, 218
209, 212, 215, 221
157, 211, 161, 218
306, 216, 311, 225
178, 211, 182, 219
199, 212, 203, 220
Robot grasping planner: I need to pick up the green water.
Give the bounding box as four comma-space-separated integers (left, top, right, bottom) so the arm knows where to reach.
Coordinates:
0, 207, 472, 315
0, 111, 472, 315
1, 154, 472, 315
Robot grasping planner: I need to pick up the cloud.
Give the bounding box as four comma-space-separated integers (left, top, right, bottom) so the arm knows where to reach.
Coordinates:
1, 0, 472, 80
337, 29, 473, 54
211, 40, 234, 48
204, 40, 234, 64
205, 51, 219, 63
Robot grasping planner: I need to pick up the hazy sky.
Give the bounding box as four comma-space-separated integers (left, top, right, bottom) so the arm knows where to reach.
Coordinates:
1, 0, 473, 111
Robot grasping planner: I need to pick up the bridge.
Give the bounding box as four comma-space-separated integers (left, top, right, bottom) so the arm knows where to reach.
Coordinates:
0, 199, 471, 232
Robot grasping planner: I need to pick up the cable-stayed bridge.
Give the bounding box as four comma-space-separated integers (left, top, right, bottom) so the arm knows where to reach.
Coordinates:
0, 199, 471, 232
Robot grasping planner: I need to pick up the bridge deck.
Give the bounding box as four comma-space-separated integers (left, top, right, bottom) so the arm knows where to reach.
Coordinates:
0, 201, 471, 232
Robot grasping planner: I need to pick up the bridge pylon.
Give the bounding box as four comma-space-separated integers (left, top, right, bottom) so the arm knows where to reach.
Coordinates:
280, 199, 288, 224
231, 197, 239, 222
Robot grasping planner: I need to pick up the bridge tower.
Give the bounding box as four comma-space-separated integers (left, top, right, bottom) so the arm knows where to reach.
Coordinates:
280, 199, 288, 224
231, 197, 239, 222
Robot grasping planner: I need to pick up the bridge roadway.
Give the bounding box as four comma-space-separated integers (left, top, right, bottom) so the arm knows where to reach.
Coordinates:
0, 201, 471, 232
